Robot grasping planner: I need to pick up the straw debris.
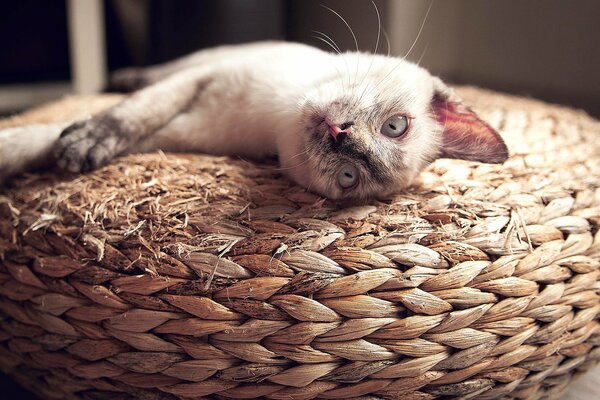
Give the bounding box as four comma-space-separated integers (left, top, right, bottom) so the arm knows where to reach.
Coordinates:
0, 87, 599, 399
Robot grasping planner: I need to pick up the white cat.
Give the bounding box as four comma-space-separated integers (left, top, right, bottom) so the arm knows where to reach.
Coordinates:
0, 41, 507, 199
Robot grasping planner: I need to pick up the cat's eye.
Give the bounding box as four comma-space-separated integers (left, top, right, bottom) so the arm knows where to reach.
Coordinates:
381, 115, 409, 138
337, 163, 359, 189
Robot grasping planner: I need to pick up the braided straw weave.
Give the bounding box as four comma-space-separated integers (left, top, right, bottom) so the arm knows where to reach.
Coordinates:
0, 87, 599, 400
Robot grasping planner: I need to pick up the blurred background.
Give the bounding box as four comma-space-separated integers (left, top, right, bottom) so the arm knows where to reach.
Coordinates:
1, 0, 600, 118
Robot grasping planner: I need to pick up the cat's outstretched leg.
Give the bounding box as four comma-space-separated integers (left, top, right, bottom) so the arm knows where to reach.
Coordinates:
106, 67, 149, 92
0, 122, 71, 183
107, 62, 200, 92
56, 68, 211, 172
107, 48, 220, 92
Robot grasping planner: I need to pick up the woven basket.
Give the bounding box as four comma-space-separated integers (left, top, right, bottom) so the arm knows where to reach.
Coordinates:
0, 87, 599, 400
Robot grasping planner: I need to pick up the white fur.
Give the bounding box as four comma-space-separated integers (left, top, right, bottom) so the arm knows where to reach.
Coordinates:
0, 122, 70, 181
1, 42, 450, 199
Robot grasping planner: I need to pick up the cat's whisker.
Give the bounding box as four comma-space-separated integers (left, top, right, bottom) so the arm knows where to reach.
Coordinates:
275, 150, 318, 172
287, 149, 309, 161
321, 4, 361, 95
354, 0, 425, 111
382, 27, 392, 58
352, 1, 383, 111
359, 58, 405, 100
304, 161, 319, 195
312, 35, 339, 54
318, 32, 354, 91
238, 148, 313, 173
404, 0, 434, 60
381, 27, 392, 57
321, 5, 359, 53
354, 68, 399, 111
372, 1, 381, 55
359, 0, 434, 101
236, 128, 311, 172
416, 41, 430, 66
312, 34, 347, 89
312, 31, 351, 93
312, 30, 342, 54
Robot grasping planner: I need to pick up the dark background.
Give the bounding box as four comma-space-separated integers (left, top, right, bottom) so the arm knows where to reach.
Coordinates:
1, 0, 599, 116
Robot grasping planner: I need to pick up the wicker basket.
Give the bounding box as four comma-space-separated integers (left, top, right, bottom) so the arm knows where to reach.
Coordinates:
0, 87, 599, 400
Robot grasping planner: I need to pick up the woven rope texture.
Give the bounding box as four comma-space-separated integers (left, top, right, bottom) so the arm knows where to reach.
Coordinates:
0, 87, 599, 399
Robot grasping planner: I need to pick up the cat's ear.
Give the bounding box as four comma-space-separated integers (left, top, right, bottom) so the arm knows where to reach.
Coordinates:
431, 79, 508, 163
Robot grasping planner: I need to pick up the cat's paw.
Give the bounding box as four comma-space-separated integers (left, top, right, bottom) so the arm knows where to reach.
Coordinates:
55, 117, 126, 173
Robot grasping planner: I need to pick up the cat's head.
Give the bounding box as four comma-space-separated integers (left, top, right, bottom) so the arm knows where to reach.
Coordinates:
280, 53, 508, 200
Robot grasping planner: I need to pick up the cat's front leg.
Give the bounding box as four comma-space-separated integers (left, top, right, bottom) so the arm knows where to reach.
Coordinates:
55, 68, 211, 172
0, 122, 70, 182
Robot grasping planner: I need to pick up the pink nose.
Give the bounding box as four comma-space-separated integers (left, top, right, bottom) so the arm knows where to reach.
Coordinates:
329, 124, 350, 140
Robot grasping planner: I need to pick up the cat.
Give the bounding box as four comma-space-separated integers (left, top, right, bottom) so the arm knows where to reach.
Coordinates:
0, 41, 508, 200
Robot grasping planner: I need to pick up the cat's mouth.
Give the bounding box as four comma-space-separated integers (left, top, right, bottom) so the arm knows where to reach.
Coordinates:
299, 137, 369, 200
298, 113, 398, 199
311, 127, 392, 185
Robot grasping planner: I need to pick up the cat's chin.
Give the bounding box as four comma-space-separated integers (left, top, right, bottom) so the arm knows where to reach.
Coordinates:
280, 161, 314, 192
281, 162, 341, 200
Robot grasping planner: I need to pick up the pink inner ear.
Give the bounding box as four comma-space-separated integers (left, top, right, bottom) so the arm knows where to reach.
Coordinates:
434, 97, 509, 163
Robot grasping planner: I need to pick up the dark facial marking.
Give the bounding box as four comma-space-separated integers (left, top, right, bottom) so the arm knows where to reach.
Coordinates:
318, 133, 392, 185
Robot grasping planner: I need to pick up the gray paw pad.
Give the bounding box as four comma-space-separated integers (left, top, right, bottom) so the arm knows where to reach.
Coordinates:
55, 117, 127, 173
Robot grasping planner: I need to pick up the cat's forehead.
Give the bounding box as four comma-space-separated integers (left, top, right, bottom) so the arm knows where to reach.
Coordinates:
337, 54, 433, 107
342, 54, 428, 81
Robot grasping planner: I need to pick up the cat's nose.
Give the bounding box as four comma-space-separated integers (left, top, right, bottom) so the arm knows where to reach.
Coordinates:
328, 122, 353, 141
